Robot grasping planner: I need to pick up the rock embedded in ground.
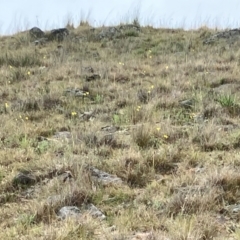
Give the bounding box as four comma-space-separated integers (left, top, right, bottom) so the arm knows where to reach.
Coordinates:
180, 99, 194, 109
86, 165, 123, 185
101, 125, 120, 133
86, 203, 106, 220
33, 38, 47, 45
58, 170, 74, 182
203, 28, 240, 44
48, 28, 69, 41
13, 172, 36, 186
79, 111, 95, 121
64, 88, 89, 97
98, 27, 121, 40
29, 27, 45, 39
224, 204, 240, 214
53, 131, 72, 139
57, 206, 81, 220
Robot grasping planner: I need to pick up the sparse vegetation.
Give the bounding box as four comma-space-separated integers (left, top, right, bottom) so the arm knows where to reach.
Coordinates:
1, 19, 240, 239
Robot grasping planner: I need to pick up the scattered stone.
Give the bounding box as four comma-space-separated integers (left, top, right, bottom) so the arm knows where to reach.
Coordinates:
79, 111, 95, 121
203, 28, 240, 44
224, 204, 240, 214
86, 203, 106, 220
64, 88, 89, 97
13, 172, 36, 186
58, 170, 74, 182
98, 27, 121, 40
57, 206, 81, 220
33, 38, 48, 45
49, 28, 69, 41
119, 24, 141, 32
29, 27, 45, 39
53, 131, 72, 139
180, 99, 194, 109
101, 125, 120, 133
86, 165, 123, 185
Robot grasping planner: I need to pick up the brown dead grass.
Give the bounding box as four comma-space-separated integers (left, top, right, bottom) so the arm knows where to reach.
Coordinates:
1, 23, 240, 239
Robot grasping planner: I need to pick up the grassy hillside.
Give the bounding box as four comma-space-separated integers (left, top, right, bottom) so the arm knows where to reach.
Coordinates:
1, 22, 240, 239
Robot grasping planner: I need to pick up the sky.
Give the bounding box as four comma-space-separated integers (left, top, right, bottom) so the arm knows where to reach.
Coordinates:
1, 0, 240, 35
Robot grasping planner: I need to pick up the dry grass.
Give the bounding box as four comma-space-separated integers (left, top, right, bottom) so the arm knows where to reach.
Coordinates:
1, 22, 240, 239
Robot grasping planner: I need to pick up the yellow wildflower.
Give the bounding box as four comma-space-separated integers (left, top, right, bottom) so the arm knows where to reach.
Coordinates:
5, 103, 8, 108
71, 111, 77, 116
156, 127, 161, 132
163, 134, 168, 139
136, 106, 141, 112
27, 71, 31, 75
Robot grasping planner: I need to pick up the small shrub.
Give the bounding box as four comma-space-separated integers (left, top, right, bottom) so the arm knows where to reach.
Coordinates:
217, 94, 236, 107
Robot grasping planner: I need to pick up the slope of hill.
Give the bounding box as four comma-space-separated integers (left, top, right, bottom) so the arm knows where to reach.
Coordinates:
1, 22, 240, 239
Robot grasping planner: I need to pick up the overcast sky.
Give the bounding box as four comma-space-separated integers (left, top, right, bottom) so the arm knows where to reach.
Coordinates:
1, 0, 240, 35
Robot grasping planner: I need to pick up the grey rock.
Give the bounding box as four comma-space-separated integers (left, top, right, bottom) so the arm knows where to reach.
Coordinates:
225, 204, 240, 214
58, 170, 74, 182
203, 28, 240, 44
64, 88, 89, 97
119, 24, 141, 32
53, 131, 72, 139
58, 206, 81, 220
13, 172, 36, 186
101, 125, 120, 133
86, 203, 106, 220
79, 111, 95, 121
180, 99, 194, 109
98, 27, 121, 40
29, 27, 45, 39
87, 165, 123, 185
33, 37, 48, 45
49, 28, 69, 41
